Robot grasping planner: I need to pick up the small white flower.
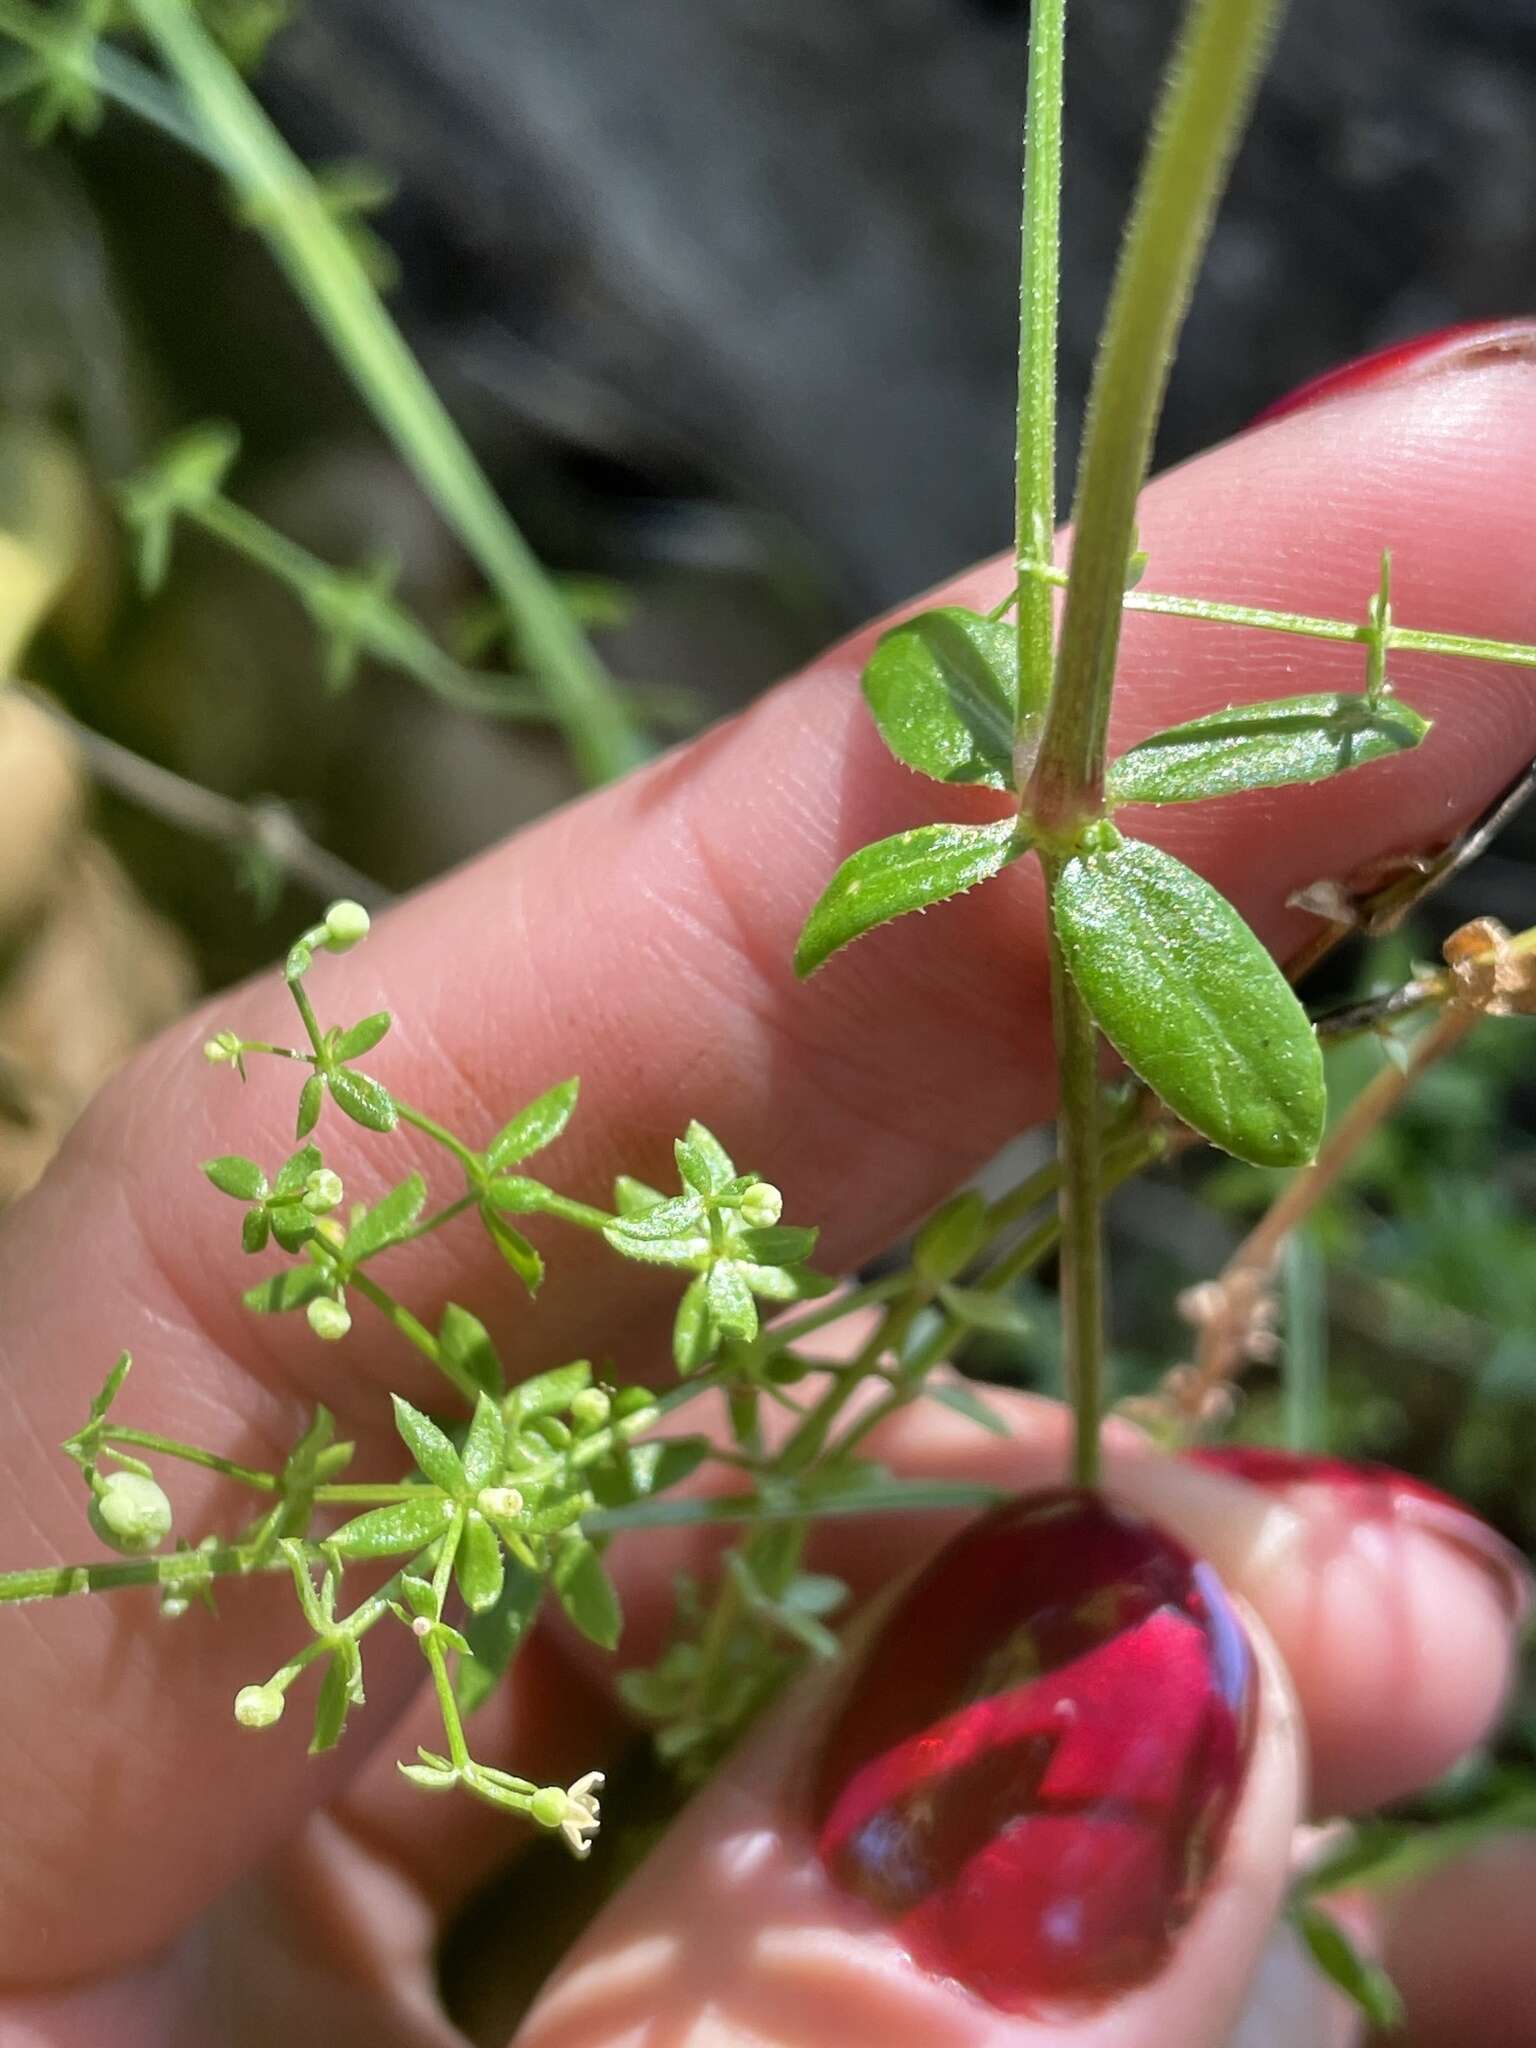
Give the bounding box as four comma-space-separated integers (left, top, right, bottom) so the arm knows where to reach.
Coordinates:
559, 1770, 604, 1858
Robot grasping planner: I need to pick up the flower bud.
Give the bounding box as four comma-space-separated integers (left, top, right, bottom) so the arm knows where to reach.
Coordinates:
739, 1181, 784, 1229
477, 1485, 525, 1522
307, 1296, 352, 1342
569, 1387, 611, 1434
302, 1168, 344, 1215
88, 1471, 173, 1556
203, 1031, 242, 1065
322, 899, 371, 952
234, 1683, 286, 1730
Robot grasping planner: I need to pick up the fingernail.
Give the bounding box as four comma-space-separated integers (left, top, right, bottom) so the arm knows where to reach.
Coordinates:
812, 1488, 1255, 2017
1189, 1446, 1532, 1625
1252, 317, 1536, 427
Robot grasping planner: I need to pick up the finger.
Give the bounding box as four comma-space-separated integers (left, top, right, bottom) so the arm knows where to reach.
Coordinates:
517, 1495, 1304, 2048
1377, 1833, 1536, 2047
5, 328, 1536, 1979
547, 1383, 1522, 1820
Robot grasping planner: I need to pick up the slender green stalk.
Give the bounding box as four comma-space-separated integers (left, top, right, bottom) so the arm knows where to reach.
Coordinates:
1015, 0, 1066, 757
1031, 0, 1287, 830
1045, 907, 1105, 1486
189, 495, 551, 719
125, 0, 642, 787
0, 1541, 284, 1605
1015, 557, 1536, 672
1281, 1229, 1326, 1451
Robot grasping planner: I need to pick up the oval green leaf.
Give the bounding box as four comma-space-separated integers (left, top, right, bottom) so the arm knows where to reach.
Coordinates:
862, 607, 1021, 789
794, 817, 1028, 978
1106, 691, 1430, 807
1053, 836, 1325, 1167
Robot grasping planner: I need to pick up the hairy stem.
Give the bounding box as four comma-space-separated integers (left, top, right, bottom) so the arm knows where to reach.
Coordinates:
1031, 0, 1287, 829
1015, 0, 1066, 751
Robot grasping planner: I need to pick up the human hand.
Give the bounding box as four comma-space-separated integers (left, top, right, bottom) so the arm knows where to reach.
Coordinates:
3, 322, 1536, 2046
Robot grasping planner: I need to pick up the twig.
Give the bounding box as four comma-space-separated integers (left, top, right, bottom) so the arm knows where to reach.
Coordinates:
19, 685, 389, 909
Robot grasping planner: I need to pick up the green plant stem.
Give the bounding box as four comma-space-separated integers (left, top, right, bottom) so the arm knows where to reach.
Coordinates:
1031, 0, 1286, 830
1015, 0, 1066, 747
393, 1102, 482, 1178
426, 1630, 472, 1771
125, 0, 642, 787
347, 1270, 476, 1397
0, 1541, 285, 1605
1013, 558, 1536, 673
1043, 869, 1105, 1483
101, 1429, 280, 1490
188, 494, 550, 719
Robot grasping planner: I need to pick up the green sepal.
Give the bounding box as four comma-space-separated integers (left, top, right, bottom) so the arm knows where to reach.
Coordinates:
862, 607, 1020, 789
795, 817, 1028, 978
1107, 691, 1431, 807
1052, 835, 1325, 1168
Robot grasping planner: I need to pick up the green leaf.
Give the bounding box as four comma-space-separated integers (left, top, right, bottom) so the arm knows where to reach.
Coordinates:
296, 1072, 324, 1138
201, 1154, 268, 1201
484, 1077, 579, 1173
928, 1378, 1014, 1436
1052, 836, 1325, 1168
511, 1359, 593, 1419
795, 818, 1028, 979
1107, 691, 1431, 807
674, 1133, 718, 1196
736, 1261, 828, 1303
460, 1393, 505, 1492
706, 1260, 759, 1343
328, 1067, 398, 1133
268, 1202, 315, 1253
391, 1395, 467, 1494
326, 1492, 456, 1560
603, 1191, 707, 1241
481, 1207, 545, 1294
937, 1283, 1032, 1336
458, 1559, 544, 1713
438, 1304, 505, 1399
332, 1011, 392, 1061
343, 1173, 428, 1262
1291, 1902, 1404, 2032
672, 1273, 717, 1374
310, 1639, 364, 1754
861, 608, 1020, 789
454, 1513, 505, 1614
592, 1435, 712, 1508
552, 1537, 623, 1650
738, 1224, 819, 1267
914, 1190, 988, 1285
613, 1174, 666, 1217
683, 1121, 735, 1186
243, 1267, 330, 1314
241, 1207, 271, 1255
273, 1144, 323, 1196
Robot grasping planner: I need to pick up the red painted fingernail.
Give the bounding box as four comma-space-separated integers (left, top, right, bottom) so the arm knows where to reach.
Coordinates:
1190, 1446, 1532, 1624
1253, 317, 1536, 427
812, 1488, 1254, 2018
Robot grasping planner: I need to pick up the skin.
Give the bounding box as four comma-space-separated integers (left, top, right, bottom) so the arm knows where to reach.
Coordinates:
0, 333, 1534, 2044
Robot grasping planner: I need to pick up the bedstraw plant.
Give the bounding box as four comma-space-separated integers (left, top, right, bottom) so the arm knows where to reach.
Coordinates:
3, 0, 1536, 2020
